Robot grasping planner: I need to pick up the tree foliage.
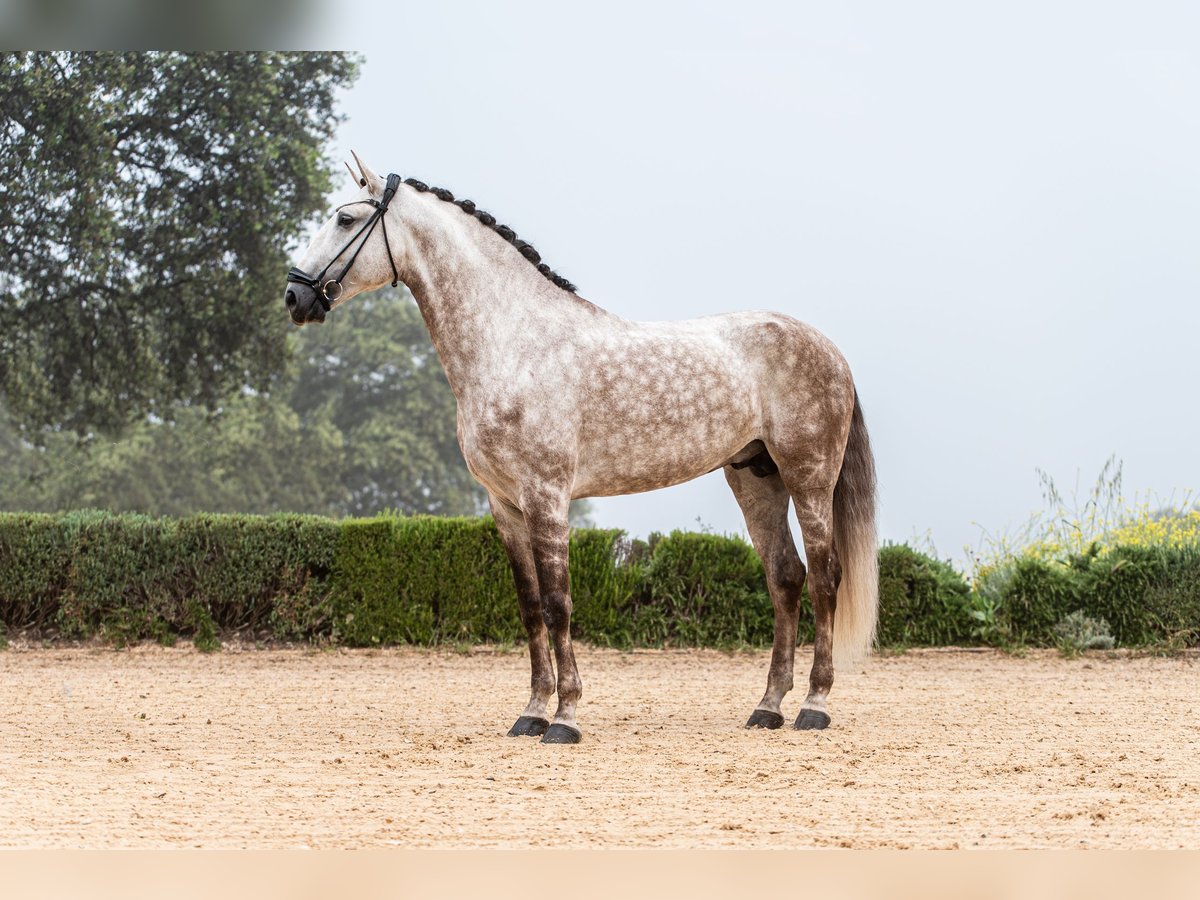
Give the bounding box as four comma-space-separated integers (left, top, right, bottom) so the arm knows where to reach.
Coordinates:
289, 288, 485, 517
0, 288, 487, 518
0, 51, 359, 433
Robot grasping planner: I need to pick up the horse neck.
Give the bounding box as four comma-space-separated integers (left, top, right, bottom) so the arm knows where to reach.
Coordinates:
398, 197, 603, 399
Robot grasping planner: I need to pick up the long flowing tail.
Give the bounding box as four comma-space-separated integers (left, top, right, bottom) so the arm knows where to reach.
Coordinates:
831, 389, 879, 665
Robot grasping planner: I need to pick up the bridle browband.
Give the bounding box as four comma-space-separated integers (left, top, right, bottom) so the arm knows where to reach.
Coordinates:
287, 172, 402, 311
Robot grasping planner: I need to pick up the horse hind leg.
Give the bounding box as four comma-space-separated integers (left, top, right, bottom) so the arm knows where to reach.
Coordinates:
490, 493, 556, 738
788, 484, 841, 730
766, 386, 877, 731
724, 464, 806, 730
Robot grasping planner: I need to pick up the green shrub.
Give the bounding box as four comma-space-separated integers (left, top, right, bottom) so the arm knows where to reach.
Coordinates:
174, 514, 338, 637
399, 516, 522, 643
635, 531, 775, 647
330, 518, 435, 645
1139, 547, 1200, 648
1081, 544, 1200, 647
0, 511, 338, 645
965, 459, 1200, 649
991, 556, 1080, 645
876, 544, 974, 646
55, 510, 180, 644
568, 529, 643, 647
0, 513, 74, 629
973, 543, 1200, 649
188, 599, 221, 652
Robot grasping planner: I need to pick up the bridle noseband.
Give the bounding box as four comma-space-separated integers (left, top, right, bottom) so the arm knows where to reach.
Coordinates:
287, 172, 402, 311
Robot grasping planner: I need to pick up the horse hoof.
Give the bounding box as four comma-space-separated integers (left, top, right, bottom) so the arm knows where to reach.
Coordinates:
540, 723, 582, 744
745, 709, 784, 730
507, 716, 549, 737
794, 709, 831, 730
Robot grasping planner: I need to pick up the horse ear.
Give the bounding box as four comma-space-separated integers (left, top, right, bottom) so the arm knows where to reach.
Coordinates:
350, 150, 383, 193
344, 160, 366, 188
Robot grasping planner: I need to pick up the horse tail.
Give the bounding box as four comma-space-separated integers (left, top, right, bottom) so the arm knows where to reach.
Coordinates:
831, 388, 879, 665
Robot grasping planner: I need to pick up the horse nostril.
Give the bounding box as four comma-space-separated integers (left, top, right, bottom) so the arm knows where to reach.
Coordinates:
286, 290, 297, 310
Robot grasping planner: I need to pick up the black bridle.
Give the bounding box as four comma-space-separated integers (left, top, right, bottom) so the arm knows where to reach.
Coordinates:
287, 172, 402, 311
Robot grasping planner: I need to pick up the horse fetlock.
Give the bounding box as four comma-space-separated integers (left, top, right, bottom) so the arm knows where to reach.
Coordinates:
555, 675, 582, 705
809, 664, 834, 696
531, 674, 556, 701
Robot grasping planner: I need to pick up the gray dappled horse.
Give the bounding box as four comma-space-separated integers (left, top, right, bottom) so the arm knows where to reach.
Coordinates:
285, 154, 879, 744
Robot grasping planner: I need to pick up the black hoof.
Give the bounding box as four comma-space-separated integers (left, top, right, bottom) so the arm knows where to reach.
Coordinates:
745, 709, 784, 730
507, 716, 549, 737
794, 709, 831, 730
540, 723, 582, 744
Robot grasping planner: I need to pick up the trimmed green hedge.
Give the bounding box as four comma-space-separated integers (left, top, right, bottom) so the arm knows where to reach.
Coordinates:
1, 512, 1195, 649
0, 510, 339, 647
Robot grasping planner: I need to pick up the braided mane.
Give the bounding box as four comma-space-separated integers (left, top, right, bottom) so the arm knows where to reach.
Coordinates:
402, 178, 577, 293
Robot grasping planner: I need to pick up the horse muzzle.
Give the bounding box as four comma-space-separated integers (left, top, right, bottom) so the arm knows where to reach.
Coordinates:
287, 266, 347, 323
284, 282, 326, 325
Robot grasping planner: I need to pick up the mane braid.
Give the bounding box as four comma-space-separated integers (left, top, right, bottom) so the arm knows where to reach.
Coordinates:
402, 177, 578, 293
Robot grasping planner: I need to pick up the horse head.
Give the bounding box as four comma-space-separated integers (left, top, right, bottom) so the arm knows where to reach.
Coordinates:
284, 152, 402, 325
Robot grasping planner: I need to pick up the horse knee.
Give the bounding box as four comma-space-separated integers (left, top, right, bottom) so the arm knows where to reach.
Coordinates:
518, 597, 546, 634
809, 659, 834, 694
541, 592, 572, 632
768, 555, 806, 599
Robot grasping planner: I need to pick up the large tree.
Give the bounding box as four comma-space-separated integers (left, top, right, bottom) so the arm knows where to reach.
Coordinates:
0, 51, 358, 434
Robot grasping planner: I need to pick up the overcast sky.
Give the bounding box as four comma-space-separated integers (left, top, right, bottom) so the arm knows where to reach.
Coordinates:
311, 1, 1200, 562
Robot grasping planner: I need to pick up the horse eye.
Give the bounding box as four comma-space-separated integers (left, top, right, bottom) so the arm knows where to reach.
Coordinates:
337, 212, 354, 227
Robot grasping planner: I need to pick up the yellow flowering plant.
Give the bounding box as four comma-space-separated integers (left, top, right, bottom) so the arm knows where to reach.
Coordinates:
969, 456, 1199, 590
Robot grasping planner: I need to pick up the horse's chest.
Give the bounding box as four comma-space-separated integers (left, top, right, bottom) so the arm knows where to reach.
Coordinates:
457, 400, 575, 499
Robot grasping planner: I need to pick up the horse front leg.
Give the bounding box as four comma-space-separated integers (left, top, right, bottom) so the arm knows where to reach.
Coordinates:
522, 492, 582, 744
490, 493, 556, 737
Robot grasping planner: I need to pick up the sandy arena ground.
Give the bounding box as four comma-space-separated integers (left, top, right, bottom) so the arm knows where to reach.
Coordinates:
0, 645, 1197, 848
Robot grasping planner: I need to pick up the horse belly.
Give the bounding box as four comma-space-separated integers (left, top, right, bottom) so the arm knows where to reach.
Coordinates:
572, 398, 759, 498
